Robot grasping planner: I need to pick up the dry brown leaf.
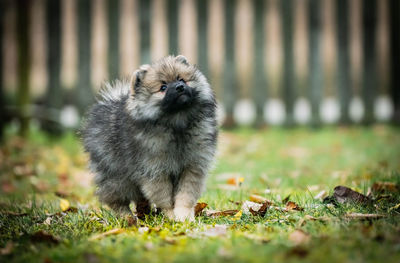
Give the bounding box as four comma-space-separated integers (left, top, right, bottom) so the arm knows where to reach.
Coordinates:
332, 186, 371, 204
282, 195, 291, 204
89, 228, 125, 241
249, 194, 267, 203
205, 209, 239, 217
194, 202, 208, 216
286, 201, 304, 211
371, 182, 399, 194
250, 202, 269, 217
242, 201, 262, 214
31, 230, 61, 244
226, 177, 244, 186
288, 230, 310, 246
345, 213, 386, 220
125, 215, 138, 226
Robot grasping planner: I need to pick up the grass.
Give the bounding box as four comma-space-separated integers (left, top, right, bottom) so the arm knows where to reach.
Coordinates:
1, 125, 400, 263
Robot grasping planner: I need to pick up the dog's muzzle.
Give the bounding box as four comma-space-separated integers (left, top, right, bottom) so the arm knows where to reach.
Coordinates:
161, 81, 194, 113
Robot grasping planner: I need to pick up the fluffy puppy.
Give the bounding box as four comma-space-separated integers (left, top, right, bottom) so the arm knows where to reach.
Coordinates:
82, 55, 217, 221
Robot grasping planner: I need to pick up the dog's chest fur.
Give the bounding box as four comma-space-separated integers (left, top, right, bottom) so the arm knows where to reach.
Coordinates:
132, 118, 215, 179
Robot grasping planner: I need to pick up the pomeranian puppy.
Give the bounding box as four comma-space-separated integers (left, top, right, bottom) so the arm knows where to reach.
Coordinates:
82, 55, 217, 221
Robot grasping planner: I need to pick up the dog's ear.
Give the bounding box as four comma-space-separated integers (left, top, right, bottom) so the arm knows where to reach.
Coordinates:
175, 55, 189, 65
131, 64, 150, 95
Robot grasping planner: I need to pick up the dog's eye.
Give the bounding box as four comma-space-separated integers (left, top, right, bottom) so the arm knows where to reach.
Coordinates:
178, 78, 185, 83
160, 85, 167, 92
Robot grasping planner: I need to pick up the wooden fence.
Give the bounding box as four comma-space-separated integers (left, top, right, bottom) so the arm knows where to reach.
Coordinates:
0, 0, 399, 135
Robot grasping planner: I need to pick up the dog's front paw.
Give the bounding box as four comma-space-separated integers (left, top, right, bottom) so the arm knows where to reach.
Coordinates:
163, 208, 175, 220
173, 206, 194, 222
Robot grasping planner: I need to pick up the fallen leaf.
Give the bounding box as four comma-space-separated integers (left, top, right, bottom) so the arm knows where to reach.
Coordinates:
250, 202, 269, 217
205, 209, 239, 217
31, 230, 61, 244
202, 225, 227, 237
125, 215, 138, 226
286, 201, 304, 212
288, 230, 310, 246
345, 213, 386, 220
89, 228, 125, 241
0, 241, 14, 255
43, 217, 52, 225
59, 198, 70, 212
282, 195, 291, 204
226, 177, 244, 186
314, 190, 328, 200
242, 201, 262, 215
328, 186, 371, 204
242, 200, 270, 216
249, 194, 267, 203
194, 202, 208, 216
231, 210, 242, 221
371, 182, 399, 194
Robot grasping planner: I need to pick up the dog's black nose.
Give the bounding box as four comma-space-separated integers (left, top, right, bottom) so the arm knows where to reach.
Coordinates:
176, 84, 185, 93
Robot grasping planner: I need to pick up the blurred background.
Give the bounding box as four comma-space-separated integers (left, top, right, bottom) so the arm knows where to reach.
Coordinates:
0, 0, 399, 137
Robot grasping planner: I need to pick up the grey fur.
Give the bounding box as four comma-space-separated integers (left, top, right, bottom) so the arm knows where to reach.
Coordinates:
81, 56, 217, 221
